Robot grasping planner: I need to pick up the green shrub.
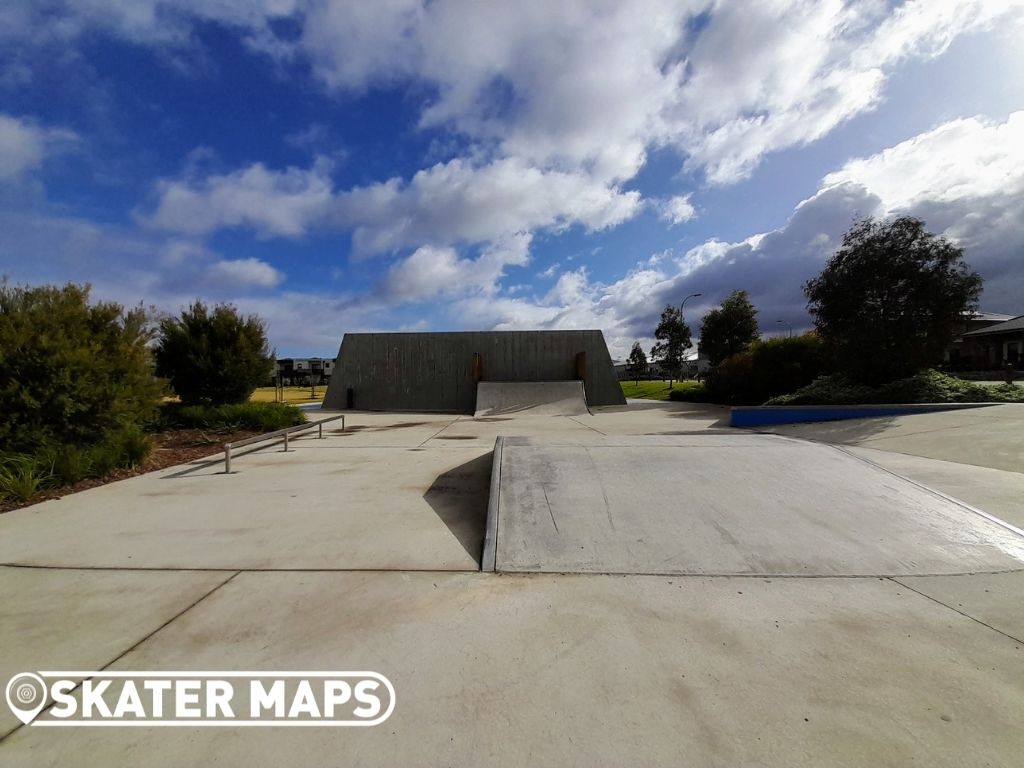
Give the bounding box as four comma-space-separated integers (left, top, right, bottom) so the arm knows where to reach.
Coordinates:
155, 301, 274, 405
704, 334, 826, 404
115, 426, 154, 469
44, 444, 93, 485
767, 369, 1024, 405
765, 375, 874, 405
85, 439, 123, 479
0, 455, 52, 502
159, 401, 305, 432
664, 381, 712, 402
34, 426, 155, 486
0, 282, 164, 455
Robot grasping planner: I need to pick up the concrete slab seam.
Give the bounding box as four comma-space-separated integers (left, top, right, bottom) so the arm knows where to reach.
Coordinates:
418, 417, 461, 447
566, 415, 606, 435
887, 576, 1024, 646
481, 436, 504, 572
833, 445, 1024, 540
0, 569, 241, 743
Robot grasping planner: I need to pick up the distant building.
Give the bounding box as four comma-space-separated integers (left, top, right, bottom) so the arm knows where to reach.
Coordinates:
945, 312, 1020, 370
614, 349, 707, 380
952, 315, 1024, 369
274, 357, 336, 385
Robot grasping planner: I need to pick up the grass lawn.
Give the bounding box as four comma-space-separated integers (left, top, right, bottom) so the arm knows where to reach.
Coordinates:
620, 380, 704, 400
250, 385, 326, 404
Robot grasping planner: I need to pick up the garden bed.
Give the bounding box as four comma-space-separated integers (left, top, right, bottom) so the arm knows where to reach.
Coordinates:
0, 427, 258, 514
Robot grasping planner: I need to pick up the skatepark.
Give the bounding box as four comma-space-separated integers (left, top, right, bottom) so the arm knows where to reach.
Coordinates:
2, 332, 1023, 766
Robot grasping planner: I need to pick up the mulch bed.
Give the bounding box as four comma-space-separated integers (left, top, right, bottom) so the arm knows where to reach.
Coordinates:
0, 428, 259, 514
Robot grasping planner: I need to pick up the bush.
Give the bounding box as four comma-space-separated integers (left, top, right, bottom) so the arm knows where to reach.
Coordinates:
113, 426, 154, 469
0, 455, 52, 502
159, 401, 306, 432
28, 426, 155, 490
0, 282, 164, 454
667, 381, 713, 402
44, 444, 92, 485
155, 301, 274, 405
767, 369, 1024, 405
703, 334, 826, 404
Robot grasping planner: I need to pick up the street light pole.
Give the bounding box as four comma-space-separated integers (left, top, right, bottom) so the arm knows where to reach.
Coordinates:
775, 319, 792, 338
680, 292, 703, 316
678, 293, 702, 382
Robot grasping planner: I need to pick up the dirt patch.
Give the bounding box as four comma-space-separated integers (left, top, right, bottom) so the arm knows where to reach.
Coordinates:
0, 428, 259, 514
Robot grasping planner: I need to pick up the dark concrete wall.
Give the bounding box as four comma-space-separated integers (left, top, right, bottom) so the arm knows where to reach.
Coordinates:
323, 330, 626, 412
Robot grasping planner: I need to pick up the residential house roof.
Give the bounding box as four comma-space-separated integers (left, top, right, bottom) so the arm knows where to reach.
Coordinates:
961, 315, 1024, 337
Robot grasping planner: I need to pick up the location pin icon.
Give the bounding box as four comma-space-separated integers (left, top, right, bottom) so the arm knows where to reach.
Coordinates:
6, 673, 47, 725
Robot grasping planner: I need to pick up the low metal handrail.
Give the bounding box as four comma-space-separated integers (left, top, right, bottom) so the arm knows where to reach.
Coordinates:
223, 414, 346, 473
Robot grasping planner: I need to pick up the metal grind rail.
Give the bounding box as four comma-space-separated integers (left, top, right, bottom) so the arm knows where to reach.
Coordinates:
223, 414, 346, 473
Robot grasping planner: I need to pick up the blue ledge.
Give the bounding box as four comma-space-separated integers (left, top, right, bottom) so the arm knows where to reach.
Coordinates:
730, 402, 995, 427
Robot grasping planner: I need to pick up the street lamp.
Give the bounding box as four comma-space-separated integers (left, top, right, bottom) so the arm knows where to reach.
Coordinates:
775, 319, 792, 338
680, 292, 702, 316
678, 293, 702, 382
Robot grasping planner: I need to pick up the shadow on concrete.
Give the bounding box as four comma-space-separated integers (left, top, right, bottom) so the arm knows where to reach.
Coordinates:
668, 406, 732, 428
423, 452, 493, 566
755, 415, 899, 446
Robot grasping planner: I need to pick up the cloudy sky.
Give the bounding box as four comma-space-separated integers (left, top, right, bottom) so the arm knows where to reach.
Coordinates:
1, 0, 1022, 358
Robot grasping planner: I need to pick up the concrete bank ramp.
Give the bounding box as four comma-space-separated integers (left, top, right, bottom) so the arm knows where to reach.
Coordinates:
482, 434, 1024, 576
475, 381, 590, 418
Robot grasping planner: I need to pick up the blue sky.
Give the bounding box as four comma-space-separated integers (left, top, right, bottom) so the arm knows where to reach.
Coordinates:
1, 1, 1022, 358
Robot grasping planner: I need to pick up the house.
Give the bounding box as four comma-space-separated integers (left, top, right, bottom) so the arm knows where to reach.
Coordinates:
274, 357, 336, 385
953, 315, 1024, 369
614, 349, 707, 380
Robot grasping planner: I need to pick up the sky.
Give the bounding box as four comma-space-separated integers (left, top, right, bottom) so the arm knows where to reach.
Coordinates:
1, 0, 1022, 359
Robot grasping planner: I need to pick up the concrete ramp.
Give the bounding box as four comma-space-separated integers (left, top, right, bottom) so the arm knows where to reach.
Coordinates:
482, 434, 1024, 576
475, 381, 590, 418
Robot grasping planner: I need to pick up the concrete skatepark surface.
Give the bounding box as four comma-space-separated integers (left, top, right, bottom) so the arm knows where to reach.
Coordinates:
474, 380, 590, 417
487, 434, 1024, 576
1, 402, 1022, 766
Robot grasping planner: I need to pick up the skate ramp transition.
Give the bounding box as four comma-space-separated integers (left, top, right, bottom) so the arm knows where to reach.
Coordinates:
475, 381, 590, 418
482, 434, 1024, 576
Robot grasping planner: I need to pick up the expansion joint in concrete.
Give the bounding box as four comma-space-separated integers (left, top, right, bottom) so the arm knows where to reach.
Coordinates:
0, 570, 241, 744
888, 576, 1024, 647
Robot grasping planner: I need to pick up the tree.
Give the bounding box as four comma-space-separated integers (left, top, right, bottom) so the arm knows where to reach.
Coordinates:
0, 282, 162, 453
155, 301, 274, 405
804, 216, 982, 384
626, 341, 647, 384
650, 305, 692, 387
699, 289, 759, 366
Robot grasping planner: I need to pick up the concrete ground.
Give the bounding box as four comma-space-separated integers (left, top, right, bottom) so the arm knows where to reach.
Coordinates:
1, 401, 1022, 766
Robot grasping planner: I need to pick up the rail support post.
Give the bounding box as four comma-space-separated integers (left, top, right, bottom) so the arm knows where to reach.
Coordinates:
224, 444, 232, 473
283, 431, 289, 452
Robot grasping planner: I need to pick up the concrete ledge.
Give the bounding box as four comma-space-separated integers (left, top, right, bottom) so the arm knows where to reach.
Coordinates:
730, 402, 998, 427
481, 436, 504, 572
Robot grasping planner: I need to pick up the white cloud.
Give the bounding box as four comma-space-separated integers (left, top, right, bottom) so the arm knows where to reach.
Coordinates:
143, 154, 641, 253
339, 156, 642, 254
0, 114, 75, 182
821, 112, 1024, 210
10, 1, 1020, 191
142, 159, 335, 237
382, 232, 532, 301
205, 257, 283, 289
657, 195, 696, 226
537, 263, 559, 279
